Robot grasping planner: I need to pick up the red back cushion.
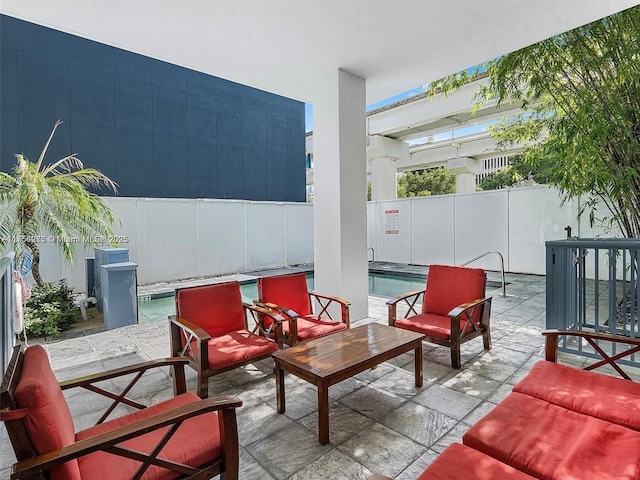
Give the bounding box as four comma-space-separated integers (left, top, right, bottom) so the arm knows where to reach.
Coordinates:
14, 345, 81, 480
176, 282, 246, 337
422, 265, 486, 316
258, 273, 311, 316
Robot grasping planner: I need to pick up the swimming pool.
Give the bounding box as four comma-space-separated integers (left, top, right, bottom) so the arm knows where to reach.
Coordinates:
137, 273, 427, 324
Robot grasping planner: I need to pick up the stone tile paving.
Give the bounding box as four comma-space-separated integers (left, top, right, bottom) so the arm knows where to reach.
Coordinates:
1, 270, 549, 480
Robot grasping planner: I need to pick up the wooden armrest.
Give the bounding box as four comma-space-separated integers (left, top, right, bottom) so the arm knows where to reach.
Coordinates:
309, 291, 351, 306
385, 289, 425, 307
244, 302, 287, 322
309, 291, 351, 326
59, 356, 192, 422
244, 302, 288, 343
542, 329, 640, 346
10, 396, 243, 480
387, 289, 425, 326
254, 301, 300, 319
448, 297, 491, 317
59, 357, 189, 390
169, 315, 212, 342
543, 329, 640, 380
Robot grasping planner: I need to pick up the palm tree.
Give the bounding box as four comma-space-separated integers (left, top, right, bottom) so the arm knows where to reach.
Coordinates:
0, 120, 119, 286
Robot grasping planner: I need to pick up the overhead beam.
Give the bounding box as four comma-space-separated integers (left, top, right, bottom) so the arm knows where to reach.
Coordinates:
366, 77, 522, 141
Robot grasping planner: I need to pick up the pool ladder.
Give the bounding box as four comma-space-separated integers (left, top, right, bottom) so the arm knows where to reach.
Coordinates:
460, 250, 506, 297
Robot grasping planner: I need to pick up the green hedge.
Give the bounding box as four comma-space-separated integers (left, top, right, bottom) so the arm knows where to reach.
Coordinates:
24, 279, 77, 338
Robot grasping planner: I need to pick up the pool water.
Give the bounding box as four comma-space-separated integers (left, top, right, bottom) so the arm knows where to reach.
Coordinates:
138, 273, 425, 324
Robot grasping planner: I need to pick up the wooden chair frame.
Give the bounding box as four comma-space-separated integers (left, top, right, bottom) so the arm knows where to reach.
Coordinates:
256, 289, 351, 347
544, 329, 640, 379
0, 344, 241, 480
387, 287, 492, 368
170, 293, 283, 398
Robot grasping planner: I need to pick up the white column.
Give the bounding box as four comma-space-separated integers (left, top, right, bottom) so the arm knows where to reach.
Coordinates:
455, 173, 477, 193
367, 135, 408, 201
447, 157, 482, 194
312, 69, 368, 320
370, 157, 397, 200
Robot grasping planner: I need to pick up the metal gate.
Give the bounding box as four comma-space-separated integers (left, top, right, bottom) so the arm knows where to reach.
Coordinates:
546, 238, 640, 366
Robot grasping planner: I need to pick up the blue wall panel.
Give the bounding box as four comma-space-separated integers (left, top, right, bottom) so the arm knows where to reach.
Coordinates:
152, 88, 188, 198
216, 103, 243, 199
243, 110, 268, 201
0, 15, 306, 202
69, 69, 117, 194
266, 117, 288, 200
17, 55, 71, 163
186, 96, 217, 198
0, 53, 19, 174
113, 54, 154, 197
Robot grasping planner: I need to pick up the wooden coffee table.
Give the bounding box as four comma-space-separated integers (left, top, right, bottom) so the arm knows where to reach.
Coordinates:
272, 322, 425, 444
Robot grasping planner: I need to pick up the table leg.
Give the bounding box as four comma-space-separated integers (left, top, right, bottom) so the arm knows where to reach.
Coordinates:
318, 381, 330, 444
275, 361, 285, 414
415, 341, 423, 388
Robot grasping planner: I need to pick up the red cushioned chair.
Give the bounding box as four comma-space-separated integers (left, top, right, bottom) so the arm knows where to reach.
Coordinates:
170, 281, 281, 398
0, 344, 241, 480
387, 264, 492, 368
256, 273, 350, 346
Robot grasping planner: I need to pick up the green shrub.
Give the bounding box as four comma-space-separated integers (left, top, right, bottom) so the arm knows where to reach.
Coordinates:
24, 279, 77, 338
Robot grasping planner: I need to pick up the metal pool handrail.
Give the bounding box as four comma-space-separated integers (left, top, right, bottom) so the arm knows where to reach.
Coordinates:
460, 250, 506, 297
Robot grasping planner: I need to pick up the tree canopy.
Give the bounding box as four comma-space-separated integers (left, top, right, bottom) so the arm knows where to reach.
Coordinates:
428, 6, 640, 237
477, 154, 553, 191
397, 167, 456, 198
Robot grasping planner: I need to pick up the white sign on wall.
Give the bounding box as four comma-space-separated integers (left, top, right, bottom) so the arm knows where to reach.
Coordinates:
384, 209, 399, 234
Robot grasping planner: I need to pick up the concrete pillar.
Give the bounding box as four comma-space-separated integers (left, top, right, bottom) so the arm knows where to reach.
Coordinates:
312, 69, 368, 320
447, 157, 482, 194
455, 173, 478, 193
370, 157, 397, 200
367, 135, 409, 201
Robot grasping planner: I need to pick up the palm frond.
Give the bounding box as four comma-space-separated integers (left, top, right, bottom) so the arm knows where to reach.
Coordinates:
35, 119, 63, 170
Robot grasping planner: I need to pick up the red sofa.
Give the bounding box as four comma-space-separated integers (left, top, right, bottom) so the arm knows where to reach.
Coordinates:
371, 330, 640, 480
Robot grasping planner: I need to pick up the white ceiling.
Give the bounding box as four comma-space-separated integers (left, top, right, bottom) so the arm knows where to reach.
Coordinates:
2, 0, 639, 105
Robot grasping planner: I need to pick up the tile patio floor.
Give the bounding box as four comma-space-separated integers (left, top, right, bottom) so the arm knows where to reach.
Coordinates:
1, 268, 550, 480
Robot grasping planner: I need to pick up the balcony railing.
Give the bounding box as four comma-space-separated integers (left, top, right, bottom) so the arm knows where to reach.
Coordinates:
546, 238, 640, 366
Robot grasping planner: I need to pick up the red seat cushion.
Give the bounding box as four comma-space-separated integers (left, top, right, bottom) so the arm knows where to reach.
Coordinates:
14, 345, 81, 480
395, 313, 474, 340
513, 360, 640, 431
423, 265, 485, 320
463, 392, 640, 480
258, 273, 312, 316
176, 282, 246, 337
76, 392, 220, 480
417, 443, 537, 480
207, 329, 278, 370
286, 316, 347, 341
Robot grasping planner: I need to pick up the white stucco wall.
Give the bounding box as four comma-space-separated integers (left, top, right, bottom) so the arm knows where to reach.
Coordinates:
34, 198, 314, 293
32, 185, 620, 294
368, 185, 616, 275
